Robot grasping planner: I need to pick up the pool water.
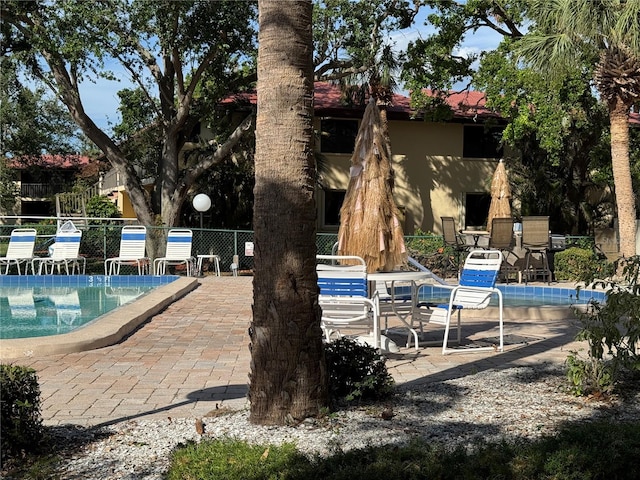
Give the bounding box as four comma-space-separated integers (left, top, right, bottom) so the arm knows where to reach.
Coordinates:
0, 275, 179, 339
417, 284, 607, 307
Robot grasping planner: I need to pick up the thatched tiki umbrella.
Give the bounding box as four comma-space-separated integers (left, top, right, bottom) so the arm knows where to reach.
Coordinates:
486, 159, 512, 233
337, 98, 407, 272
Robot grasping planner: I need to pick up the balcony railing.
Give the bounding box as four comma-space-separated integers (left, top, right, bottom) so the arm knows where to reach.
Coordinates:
20, 183, 68, 198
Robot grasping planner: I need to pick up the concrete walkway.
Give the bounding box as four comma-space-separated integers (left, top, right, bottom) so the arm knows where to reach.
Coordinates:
6, 276, 586, 427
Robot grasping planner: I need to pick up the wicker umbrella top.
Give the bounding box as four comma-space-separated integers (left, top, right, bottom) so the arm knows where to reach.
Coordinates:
487, 159, 512, 233
337, 99, 407, 272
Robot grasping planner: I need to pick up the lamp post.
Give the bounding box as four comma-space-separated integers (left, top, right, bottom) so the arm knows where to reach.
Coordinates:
192, 193, 212, 230
192, 194, 211, 253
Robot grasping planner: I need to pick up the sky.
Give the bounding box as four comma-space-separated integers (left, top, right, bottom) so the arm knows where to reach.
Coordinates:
77, 7, 503, 133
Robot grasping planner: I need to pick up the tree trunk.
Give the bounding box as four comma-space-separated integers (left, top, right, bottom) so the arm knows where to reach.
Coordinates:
249, 0, 328, 425
608, 97, 637, 258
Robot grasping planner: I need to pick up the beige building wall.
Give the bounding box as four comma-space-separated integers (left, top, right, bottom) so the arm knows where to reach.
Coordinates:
317, 117, 502, 235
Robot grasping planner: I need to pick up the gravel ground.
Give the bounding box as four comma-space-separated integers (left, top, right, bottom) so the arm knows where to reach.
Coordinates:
9, 363, 640, 479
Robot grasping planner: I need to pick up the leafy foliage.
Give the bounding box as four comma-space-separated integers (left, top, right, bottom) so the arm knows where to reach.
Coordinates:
85, 195, 121, 220
0, 57, 81, 158
324, 337, 394, 404
568, 256, 640, 396
0, 157, 19, 212
554, 247, 613, 283
0, 365, 44, 465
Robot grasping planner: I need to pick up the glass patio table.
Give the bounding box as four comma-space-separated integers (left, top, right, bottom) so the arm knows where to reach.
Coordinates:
368, 270, 433, 351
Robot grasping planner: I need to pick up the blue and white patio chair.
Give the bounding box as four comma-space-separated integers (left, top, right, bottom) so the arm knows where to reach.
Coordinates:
153, 229, 196, 276
0, 228, 37, 275
105, 225, 150, 275
415, 250, 504, 354
33, 230, 85, 275
316, 254, 380, 349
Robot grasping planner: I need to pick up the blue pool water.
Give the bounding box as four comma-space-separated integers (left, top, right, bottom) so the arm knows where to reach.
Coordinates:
417, 284, 607, 307
0, 275, 179, 339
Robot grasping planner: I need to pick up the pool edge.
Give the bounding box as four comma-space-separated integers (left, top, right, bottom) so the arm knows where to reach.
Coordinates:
0, 277, 199, 360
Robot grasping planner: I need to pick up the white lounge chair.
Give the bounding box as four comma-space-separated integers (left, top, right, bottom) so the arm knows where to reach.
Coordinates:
105, 226, 150, 275
32, 230, 85, 275
316, 254, 380, 349
0, 228, 37, 275
415, 250, 504, 354
153, 229, 196, 276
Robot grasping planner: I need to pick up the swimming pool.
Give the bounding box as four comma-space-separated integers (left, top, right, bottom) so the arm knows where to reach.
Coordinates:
417, 284, 607, 307
0, 275, 181, 339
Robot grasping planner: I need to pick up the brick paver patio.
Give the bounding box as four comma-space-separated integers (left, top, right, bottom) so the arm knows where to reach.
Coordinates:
3, 276, 585, 426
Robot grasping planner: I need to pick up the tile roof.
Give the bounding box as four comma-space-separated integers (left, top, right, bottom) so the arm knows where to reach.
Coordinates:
223, 81, 640, 126
223, 82, 498, 121
8, 154, 90, 169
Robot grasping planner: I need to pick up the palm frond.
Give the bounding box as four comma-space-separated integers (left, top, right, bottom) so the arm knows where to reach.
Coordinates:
614, 0, 640, 55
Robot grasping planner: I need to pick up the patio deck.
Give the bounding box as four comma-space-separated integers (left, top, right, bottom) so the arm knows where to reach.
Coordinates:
1, 276, 586, 427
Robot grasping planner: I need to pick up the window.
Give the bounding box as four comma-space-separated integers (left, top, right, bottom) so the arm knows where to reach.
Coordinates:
321, 189, 346, 228
463, 125, 504, 158
320, 119, 358, 153
464, 192, 491, 229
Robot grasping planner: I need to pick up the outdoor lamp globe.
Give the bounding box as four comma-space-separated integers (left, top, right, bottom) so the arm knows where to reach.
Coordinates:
192, 193, 211, 212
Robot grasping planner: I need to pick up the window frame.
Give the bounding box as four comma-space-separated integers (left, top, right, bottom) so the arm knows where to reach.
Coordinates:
319, 118, 359, 154
319, 188, 346, 230
463, 125, 504, 159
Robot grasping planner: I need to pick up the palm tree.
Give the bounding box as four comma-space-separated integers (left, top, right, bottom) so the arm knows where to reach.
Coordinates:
249, 0, 328, 425
515, 0, 640, 257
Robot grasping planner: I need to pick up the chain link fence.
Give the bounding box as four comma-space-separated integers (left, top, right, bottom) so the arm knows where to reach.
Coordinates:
1, 219, 593, 276
0, 221, 344, 275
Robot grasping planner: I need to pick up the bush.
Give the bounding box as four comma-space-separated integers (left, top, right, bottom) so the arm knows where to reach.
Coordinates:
554, 247, 612, 282
405, 229, 455, 277
85, 195, 121, 221
405, 229, 443, 256
0, 365, 44, 464
567, 256, 640, 396
324, 337, 394, 404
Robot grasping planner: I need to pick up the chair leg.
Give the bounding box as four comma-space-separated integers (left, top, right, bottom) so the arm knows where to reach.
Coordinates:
442, 308, 461, 354
542, 251, 551, 284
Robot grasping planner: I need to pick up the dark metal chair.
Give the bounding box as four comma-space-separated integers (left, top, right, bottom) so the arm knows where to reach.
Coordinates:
522, 216, 551, 284
488, 218, 519, 283
440, 216, 468, 278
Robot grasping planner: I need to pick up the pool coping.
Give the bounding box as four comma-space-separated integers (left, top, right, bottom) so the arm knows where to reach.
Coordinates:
0, 277, 199, 360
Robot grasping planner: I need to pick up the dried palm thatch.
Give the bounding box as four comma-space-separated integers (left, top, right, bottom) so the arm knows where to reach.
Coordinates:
337, 99, 407, 272
486, 159, 512, 233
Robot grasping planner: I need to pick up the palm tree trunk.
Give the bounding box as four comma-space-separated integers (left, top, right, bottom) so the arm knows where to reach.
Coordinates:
608, 97, 637, 258
249, 0, 327, 425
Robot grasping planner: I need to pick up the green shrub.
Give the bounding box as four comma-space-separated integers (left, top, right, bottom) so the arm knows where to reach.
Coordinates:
554, 247, 612, 282
0, 365, 45, 464
324, 337, 394, 404
85, 195, 121, 220
565, 352, 615, 396
405, 229, 456, 277
405, 229, 442, 256
567, 256, 640, 396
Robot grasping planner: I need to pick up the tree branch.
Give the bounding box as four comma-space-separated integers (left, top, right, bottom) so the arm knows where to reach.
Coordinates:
177, 113, 253, 199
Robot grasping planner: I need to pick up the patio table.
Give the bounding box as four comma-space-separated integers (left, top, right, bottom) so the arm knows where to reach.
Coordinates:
461, 230, 490, 248
368, 270, 432, 351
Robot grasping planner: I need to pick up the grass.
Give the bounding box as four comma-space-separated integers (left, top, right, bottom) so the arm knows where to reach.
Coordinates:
3, 415, 639, 479
165, 420, 640, 480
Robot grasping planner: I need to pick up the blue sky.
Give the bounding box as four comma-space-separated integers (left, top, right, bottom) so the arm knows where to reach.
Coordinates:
78, 9, 503, 132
